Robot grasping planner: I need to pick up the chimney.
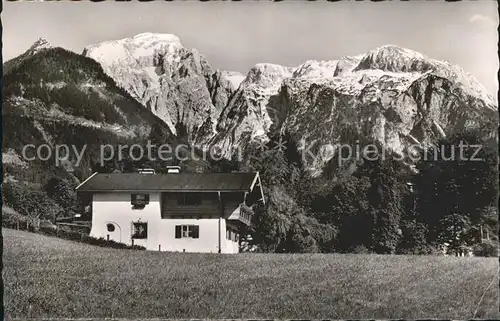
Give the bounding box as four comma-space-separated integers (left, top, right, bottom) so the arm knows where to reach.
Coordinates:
166, 166, 181, 174
138, 168, 156, 174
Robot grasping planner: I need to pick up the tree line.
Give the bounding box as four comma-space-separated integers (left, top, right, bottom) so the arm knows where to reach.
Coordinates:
236, 130, 498, 256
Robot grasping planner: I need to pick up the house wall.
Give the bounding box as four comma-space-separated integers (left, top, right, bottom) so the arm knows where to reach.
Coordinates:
225, 223, 240, 253
89, 192, 239, 253
224, 235, 239, 253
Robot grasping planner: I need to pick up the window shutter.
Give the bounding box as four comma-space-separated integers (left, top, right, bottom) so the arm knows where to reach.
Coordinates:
131, 222, 137, 237
175, 225, 181, 239
145, 194, 150, 204
192, 225, 199, 239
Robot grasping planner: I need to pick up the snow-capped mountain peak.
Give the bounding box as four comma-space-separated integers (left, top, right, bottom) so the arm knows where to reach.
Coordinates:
243, 63, 295, 89
211, 43, 497, 164
83, 32, 183, 68
83, 33, 238, 141
354, 44, 433, 73
81, 33, 496, 170
353, 45, 494, 105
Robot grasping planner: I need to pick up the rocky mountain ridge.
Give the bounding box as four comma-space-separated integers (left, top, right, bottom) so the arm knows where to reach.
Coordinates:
210, 44, 497, 171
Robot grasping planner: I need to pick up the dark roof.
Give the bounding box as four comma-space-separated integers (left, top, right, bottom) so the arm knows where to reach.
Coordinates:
76, 172, 259, 192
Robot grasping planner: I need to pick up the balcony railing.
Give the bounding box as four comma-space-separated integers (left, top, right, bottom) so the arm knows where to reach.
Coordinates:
227, 203, 254, 226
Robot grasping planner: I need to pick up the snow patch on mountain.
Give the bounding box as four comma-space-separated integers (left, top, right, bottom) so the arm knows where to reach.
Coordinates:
220, 71, 246, 90
244, 63, 295, 87
354, 45, 496, 106
237, 63, 296, 103
293, 60, 340, 80
83, 33, 182, 68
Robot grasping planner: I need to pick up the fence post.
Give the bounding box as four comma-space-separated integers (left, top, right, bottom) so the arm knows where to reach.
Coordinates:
132, 239, 134, 247
16, 221, 19, 230
159, 244, 161, 252
107, 235, 109, 242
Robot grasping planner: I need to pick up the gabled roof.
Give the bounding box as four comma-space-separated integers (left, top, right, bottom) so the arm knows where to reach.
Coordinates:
75, 172, 261, 193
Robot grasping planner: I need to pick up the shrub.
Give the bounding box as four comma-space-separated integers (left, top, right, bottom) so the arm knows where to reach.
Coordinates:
351, 245, 371, 254
36, 227, 146, 250
44, 177, 78, 211
429, 246, 447, 256
2, 181, 63, 221
57, 228, 86, 241
473, 241, 499, 257
2, 207, 29, 229
21, 221, 146, 251
82, 236, 145, 250
39, 225, 58, 236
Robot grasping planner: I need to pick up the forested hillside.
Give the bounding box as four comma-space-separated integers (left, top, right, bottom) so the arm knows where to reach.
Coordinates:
2, 42, 498, 256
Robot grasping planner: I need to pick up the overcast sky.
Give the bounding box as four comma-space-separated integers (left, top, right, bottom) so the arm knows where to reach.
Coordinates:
2, 1, 498, 96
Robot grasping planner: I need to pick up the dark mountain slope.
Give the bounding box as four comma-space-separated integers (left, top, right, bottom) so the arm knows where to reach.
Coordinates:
2, 47, 173, 187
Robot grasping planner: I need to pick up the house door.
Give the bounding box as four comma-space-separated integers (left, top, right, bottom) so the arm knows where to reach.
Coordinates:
105, 221, 122, 243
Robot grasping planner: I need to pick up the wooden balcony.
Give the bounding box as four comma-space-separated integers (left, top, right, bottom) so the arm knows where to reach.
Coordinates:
226, 203, 254, 226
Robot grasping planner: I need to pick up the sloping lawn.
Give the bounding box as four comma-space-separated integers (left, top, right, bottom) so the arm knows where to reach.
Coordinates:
3, 228, 499, 319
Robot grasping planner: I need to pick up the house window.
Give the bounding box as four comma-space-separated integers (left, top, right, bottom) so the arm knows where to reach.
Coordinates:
177, 193, 201, 206
132, 222, 148, 239
175, 225, 199, 239
131, 194, 150, 208
106, 223, 115, 232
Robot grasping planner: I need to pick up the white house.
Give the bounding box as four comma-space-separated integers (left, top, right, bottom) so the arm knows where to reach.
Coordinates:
75, 167, 265, 253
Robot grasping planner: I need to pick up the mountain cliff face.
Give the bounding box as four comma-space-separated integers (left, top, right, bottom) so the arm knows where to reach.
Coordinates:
210, 45, 497, 170
82, 33, 240, 143
211, 63, 296, 154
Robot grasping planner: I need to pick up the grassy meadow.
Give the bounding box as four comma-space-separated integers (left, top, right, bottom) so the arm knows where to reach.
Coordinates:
3, 228, 499, 319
